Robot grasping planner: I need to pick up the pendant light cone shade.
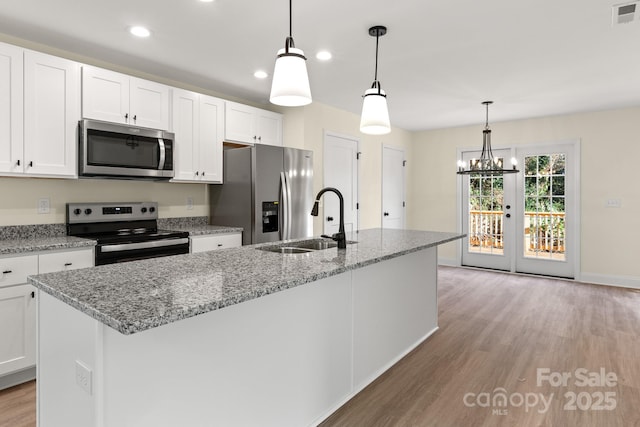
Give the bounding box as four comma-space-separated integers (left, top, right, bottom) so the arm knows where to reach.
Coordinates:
360, 87, 390, 135
360, 26, 390, 135
270, 46, 312, 106
269, 0, 312, 107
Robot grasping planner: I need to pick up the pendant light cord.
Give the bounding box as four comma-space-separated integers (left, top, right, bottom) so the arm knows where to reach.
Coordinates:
289, 0, 292, 38
485, 102, 490, 130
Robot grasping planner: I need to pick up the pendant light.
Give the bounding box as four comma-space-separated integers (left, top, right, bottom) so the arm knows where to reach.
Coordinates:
360, 26, 391, 135
457, 101, 519, 175
269, 0, 312, 106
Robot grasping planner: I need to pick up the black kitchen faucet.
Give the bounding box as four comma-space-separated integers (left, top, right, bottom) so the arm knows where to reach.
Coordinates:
310, 187, 346, 249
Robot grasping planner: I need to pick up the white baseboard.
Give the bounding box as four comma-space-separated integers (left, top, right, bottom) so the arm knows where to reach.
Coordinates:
579, 273, 640, 290
438, 257, 458, 267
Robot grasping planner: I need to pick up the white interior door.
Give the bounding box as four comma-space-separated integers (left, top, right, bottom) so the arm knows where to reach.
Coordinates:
382, 145, 405, 229
323, 132, 359, 235
460, 148, 516, 271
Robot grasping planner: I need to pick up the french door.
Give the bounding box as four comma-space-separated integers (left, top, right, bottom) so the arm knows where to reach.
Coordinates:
460, 142, 578, 278
461, 148, 516, 271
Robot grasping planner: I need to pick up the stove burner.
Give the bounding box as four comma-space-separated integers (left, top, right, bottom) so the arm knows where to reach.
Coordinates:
117, 228, 151, 236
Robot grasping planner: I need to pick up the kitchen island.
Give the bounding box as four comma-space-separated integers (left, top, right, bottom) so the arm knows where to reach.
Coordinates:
29, 228, 463, 427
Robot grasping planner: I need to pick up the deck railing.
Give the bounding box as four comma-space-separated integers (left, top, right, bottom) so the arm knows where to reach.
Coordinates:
469, 210, 566, 253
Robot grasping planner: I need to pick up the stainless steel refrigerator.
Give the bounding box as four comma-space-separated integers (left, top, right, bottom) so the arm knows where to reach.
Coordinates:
209, 144, 314, 245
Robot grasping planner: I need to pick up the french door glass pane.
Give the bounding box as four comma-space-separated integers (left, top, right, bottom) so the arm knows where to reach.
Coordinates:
468, 168, 504, 255
523, 154, 566, 261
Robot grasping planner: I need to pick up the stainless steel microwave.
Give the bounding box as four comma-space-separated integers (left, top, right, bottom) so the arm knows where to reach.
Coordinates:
79, 119, 175, 179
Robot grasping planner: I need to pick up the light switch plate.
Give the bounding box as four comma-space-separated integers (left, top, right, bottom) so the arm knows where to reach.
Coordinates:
605, 199, 621, 208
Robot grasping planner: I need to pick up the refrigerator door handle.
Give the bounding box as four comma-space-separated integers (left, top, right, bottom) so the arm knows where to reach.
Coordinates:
280, 172, 289, 240
285, 172, 293, 239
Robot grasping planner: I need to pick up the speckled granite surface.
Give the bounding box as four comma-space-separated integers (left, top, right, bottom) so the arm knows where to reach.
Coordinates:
28, 228, 463, 335
0, 223, 67, 240
0, 236, 96, 255
157, 216, 208, 229
166, 224, 243, 236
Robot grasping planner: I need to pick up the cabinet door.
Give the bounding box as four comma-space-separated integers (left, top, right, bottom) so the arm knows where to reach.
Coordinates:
81, 66, 129, 124
0, 42, 23, 174
38, 248, 94, 274
191, 233, 242, 253
24, 51, 80, 177
130, 77, 170, 130
0, 255, 38, 288
199, 95, 224, 183
255, 109, 283, 146
224, 101, 255, 144
172, 89, 200, 182
0, 284, 36, 377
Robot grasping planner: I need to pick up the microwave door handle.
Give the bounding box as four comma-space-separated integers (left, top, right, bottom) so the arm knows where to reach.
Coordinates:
158, 138, 166, 169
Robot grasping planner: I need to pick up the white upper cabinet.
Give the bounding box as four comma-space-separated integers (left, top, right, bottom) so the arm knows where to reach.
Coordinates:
82, 66, 170, 130
0, 42, 23, 174
172, 89, 223, 183
23, 51, 80, 178
0, 47, 80, 178
224, 101, 283, 146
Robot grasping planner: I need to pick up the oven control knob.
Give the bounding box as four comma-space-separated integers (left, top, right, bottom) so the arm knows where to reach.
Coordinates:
73, 208, 81, 215
149, 206, 156, 213
84, 208, 92, 215
141, 207, 147, 213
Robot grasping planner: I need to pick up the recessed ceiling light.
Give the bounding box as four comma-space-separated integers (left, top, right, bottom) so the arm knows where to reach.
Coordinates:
200, 0, 215, 2
254, 70, 268, 79
316, 51, 332, 61
130, 26, 151, 38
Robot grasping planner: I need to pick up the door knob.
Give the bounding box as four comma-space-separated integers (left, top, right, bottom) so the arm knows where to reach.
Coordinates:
327, 216, 334, 222
384, 212, 389, 217
505, 205, 511, 210
505, 213, 511, 218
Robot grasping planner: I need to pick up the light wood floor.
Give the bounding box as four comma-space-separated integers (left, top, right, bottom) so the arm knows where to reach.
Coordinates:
0, 380, 35, 427
321, 266, 640, 427
2, 267, 640, 427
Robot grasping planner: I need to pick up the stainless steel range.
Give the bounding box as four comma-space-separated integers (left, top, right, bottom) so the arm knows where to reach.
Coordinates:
67, 202, 190, 265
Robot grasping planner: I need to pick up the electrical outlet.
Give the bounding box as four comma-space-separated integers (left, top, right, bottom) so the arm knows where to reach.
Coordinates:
75, 360, 92, 395
186, 197, 194, 210
38, 198, 50, 214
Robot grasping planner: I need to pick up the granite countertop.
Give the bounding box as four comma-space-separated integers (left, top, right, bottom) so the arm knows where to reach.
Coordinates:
0, 236, 96, 256
28, 228, 463, 335
166, 225, 243, 236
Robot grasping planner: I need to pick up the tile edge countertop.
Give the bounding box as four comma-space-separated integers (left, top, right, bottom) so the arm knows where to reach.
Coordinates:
28, 228, 464, 335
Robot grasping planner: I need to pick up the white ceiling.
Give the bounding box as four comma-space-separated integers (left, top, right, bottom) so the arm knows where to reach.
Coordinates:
2, 0, 640, 131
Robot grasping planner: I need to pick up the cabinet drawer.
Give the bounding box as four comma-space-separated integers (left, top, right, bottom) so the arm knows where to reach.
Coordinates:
0, 255, 38, 288
38, 249, 94, 274
191, 233, 242, 253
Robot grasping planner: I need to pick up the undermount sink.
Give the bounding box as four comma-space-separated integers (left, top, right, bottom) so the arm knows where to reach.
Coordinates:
258, 238, 355, 254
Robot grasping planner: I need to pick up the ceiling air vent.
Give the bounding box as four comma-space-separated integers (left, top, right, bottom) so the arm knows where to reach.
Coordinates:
613, 2, 638, 24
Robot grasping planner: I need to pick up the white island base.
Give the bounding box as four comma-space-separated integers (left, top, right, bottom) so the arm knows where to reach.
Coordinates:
37, 248, 438, 427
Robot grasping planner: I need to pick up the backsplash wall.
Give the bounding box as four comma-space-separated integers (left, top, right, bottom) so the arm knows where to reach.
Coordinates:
0, 177, 209, 226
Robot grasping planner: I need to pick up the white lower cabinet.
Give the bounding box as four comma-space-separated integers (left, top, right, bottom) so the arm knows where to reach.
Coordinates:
190, 233, 242, 253
0, 248, 93, 385
0, 285, 37, 378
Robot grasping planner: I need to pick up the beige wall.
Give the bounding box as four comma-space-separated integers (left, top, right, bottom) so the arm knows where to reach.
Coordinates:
409, 107, 640, 282
281, 103, 413, 234
0, 177, 209, 225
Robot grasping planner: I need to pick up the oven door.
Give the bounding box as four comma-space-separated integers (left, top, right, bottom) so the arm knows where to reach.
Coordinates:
96, 237, 190, 265
79, 119, 174, 179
